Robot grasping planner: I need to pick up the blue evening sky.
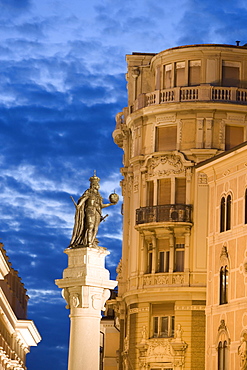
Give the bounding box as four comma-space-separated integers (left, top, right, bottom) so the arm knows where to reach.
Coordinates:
0, 0, 247, 368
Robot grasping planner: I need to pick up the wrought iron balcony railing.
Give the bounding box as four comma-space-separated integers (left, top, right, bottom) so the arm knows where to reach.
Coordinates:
136, 204, 192, 225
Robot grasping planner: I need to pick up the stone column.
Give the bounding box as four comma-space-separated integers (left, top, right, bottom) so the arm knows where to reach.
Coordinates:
55, 246, 117, 370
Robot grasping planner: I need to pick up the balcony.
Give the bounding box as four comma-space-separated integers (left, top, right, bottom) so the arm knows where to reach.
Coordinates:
132, 85, 247, 112
136, 204, 192, 225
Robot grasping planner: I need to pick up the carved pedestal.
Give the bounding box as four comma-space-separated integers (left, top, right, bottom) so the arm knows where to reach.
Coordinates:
55, 246, 117, 370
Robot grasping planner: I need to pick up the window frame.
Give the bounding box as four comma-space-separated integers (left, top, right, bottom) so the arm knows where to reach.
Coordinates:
222, 60, 240, 87
219, 266, 228, 305
174, 243, 185, 272
220, 194, 232, 233
158, 250, 170, 273
155, 125, 177, 152
218, 340, 228, 370
152, 315, 175, 338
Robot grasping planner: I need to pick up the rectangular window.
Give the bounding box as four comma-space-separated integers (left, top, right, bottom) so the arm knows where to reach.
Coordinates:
146, 181, 154, 206
159, 251, 170, 273
156, 126, 177, 151
175, 61, 185, 87
175, 240, 185, 272
155, 65, 161, 90
164, 64, 172, 88
189, 60, 201, 86
158, 178, 171, 205
152, 316, 174, 338
175, 178, 186, 204
157, 239, 170, 273
220, 266, 228, 305
148, 251, 153, 274
225, 125, 244, 150
222, 61, 240, 87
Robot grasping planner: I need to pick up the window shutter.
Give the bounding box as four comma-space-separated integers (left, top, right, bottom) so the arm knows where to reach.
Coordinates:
175, 178, 186, 204
222, 64, 239, 87
158, 178, 171, 205
175, 62, 185, 87
164, 64, 172, 88
146, 181, 154, 206
189, 60, 201, 86
225, 126, 244, 150
152, 303, 174, 316
156, 126, 177, 151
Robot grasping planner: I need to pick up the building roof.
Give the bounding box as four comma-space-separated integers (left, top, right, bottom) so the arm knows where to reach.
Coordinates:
196, 141, 247, 169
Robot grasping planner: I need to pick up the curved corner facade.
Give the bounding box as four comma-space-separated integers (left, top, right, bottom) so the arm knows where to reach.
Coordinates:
113, 44, 247, 370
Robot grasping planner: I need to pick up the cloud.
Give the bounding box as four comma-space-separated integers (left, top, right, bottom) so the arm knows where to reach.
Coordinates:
0, 0, 31, 12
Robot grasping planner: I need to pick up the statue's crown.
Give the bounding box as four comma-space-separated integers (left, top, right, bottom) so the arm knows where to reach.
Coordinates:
89, 171, 100, 184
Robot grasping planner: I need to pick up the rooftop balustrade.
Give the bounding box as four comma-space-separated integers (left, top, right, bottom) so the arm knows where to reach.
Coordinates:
131, 85, 247, 112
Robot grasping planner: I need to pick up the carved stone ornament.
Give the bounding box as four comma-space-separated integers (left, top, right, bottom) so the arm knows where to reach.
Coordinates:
220, 245, 229, 266
134, 176, 139, 192
238, 336, 247, 370
174, 324, 183, 342
218, 319, 227, 332
72, 294, 80, 308
92, 294, 102, 310
146, 339, 173, 358
62, 288, 70, 309
116, 258, 122, 277
140, 326, 147, 344
198, 172, 208, 185
147, 155, 184, 178
172, 274, 184, 284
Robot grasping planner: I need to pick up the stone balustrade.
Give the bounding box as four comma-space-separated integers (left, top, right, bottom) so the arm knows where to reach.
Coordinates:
142, 85, 247, 109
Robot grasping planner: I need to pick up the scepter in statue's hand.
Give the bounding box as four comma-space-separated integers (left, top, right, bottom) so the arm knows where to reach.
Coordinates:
70, 196, 77, 208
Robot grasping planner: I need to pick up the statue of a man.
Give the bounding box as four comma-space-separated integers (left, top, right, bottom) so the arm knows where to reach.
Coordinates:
69, 173, 118, 248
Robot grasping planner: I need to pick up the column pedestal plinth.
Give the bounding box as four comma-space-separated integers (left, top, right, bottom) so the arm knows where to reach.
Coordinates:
55, 246, 117, 370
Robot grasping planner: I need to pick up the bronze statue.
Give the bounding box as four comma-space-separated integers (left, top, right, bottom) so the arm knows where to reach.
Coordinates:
69, 173, 119, 248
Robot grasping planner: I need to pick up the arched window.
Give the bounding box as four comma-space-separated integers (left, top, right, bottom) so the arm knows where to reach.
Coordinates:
226, 195, 231, 231
218, 340, 228, 370
220, 266, 228, 305
220, 195, 232, 232
218, 341, 223, 370
220, 197, 226, 232
217, 320, 230, 370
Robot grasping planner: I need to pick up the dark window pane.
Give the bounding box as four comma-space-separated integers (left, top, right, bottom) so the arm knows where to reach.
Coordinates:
220, 197, 226, 232
226, 195, 231, 231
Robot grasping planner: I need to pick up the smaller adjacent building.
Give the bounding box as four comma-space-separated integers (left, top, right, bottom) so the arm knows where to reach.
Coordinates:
196, 141, 247, 370
100, 289, 120, 370
0, 242, 41, 370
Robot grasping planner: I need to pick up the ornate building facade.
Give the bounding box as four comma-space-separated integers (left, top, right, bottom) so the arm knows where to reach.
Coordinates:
112, 44, 247, 369
0, 243, 41, 369
197, 142, 247, 370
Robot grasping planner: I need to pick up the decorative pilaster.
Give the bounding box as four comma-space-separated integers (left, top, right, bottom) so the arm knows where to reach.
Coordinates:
55, 246, 117, 370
